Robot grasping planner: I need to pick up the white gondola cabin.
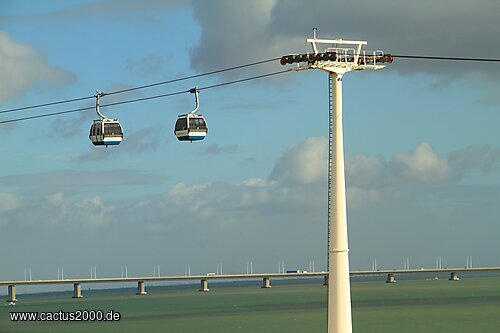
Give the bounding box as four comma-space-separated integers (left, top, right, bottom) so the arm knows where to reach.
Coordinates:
174, 113, 207, 141
89, 90, 123, 147
89, 119, 123, 146
174, 87, 208, 142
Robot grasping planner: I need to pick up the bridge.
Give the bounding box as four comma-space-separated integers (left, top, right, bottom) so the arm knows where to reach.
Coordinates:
2, 267, 500, 302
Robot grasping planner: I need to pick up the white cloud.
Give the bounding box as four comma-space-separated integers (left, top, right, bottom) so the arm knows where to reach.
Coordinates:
0, 32, 73, 104
393, 142, 451, 184
347, 142, 452, 188
74, 196, 111, 227
32, 193, 114, 230
168, 182, 209, 198
237, 177, 273, 187
269, 138, 454, 191
47, 192, 64, 206
0, 192, 19, 213
269, 137, 327, 185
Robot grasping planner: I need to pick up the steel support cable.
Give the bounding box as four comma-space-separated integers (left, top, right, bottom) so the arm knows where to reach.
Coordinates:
199, 69, 292, 91
104, 57, 282, 96
4, 51, 496, 124
2, 54, 498, 116
0, 106, 95, 124
100, 90, 188, 109
0, 96, 95, 115
0, 57, 281, 115
0, 69, 292, 125
391, 54, 500, 62
90, 70, 292, 109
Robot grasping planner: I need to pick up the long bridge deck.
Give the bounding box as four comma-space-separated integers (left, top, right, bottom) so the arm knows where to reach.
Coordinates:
2, 267, 499, 301
2, 266, 499, 286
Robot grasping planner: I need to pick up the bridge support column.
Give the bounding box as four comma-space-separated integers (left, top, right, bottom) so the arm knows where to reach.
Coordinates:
199, 279, 209, 292
323, 275, 328, 286
449, 272, 460, 281
72, 283, 83, 298
7, 285, 17, 303
136, 281, 147, 295
386, 273, 396, 283
261, 277, 271, 288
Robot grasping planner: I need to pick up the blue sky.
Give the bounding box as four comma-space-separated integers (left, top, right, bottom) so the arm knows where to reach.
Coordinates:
1, 0, 500, 289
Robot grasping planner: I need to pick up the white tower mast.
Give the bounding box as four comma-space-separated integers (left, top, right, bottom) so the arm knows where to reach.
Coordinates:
280, 30, 392, 333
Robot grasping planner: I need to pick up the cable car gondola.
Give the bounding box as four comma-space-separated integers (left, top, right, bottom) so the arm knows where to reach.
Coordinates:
174, 87, 207, 142
89, 91, 123, 147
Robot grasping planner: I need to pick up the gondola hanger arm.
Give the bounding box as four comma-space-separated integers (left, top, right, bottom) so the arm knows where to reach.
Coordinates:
94, 90, 110, 120
188, 87, 200, 114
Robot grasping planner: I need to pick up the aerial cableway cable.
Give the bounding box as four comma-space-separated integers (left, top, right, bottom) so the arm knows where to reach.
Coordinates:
0, 95, 95, 115
104, 57, 282, 96
390, 54, 500, 62
0, 57, 281, 115
0, 69, 292, 125
1, 53, 499, 121
0, 105, 95, 124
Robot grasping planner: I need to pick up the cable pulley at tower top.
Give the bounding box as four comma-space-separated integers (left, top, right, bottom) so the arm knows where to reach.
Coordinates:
280, 50, 394, 67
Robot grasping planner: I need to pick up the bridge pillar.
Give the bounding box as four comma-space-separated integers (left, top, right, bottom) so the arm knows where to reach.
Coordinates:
72, 283, 83, 298
449, 272, 460, 281
261, 277, 271, 288
323, 275, 328, 286
386, 273, 396, 283
136, 281, 147, 295
7, 285, 17, 303
198, 279, 210, 291
199, 279, 209, 292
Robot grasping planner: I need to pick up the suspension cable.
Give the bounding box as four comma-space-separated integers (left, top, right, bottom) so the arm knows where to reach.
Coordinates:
1, 53, 498, 120
0, 69, 292, 125
0, 57, 280, 115
391, 54, 500, 62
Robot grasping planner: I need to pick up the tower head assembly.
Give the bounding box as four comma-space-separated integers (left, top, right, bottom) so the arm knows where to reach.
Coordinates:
280, 30, 393, 74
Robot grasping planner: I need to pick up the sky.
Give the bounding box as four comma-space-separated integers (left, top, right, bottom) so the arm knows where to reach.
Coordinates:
1, 0, 500, 291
